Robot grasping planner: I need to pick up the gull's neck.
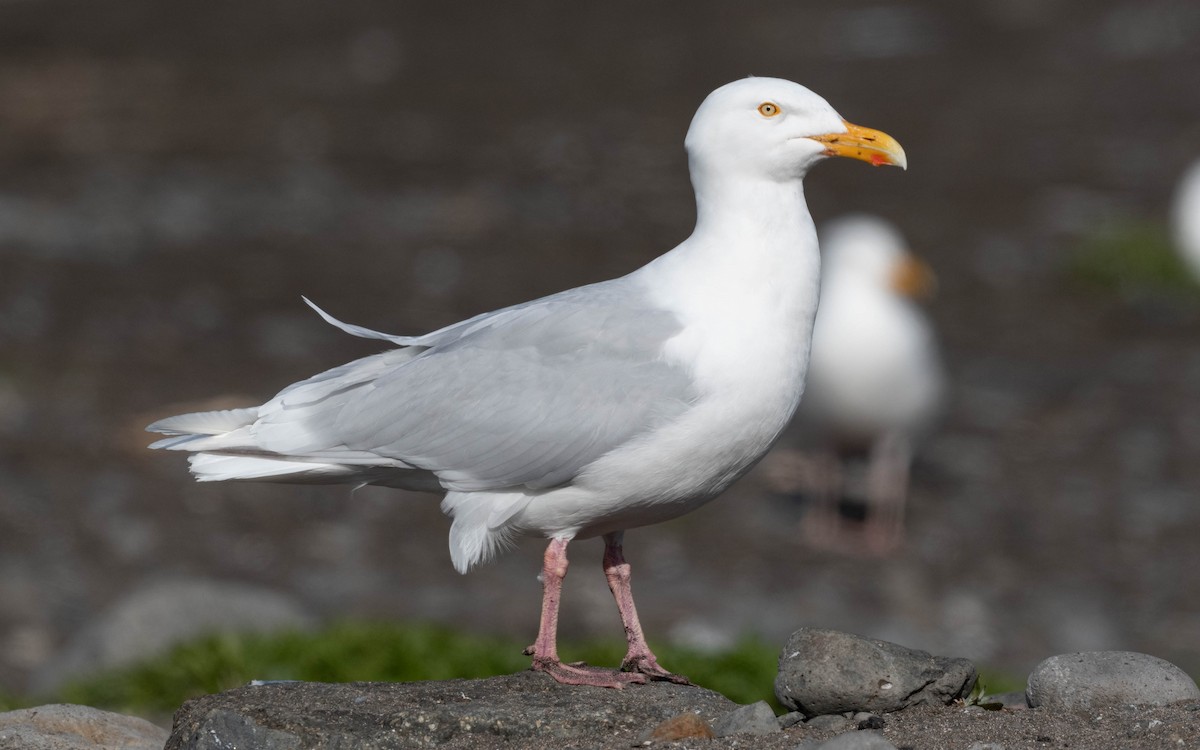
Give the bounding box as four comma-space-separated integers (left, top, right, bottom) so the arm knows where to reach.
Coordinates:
642, 172, 820, 292
632, 170, 824, 374
693, 173, 812, 247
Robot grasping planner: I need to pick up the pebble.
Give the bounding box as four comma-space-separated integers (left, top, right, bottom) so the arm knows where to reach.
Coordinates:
856, 714, 886, 730
709, 700, 779, 736
805, 714, 853, 731
775, 627, 977, 716
642, 711, 714, 742
800, 730, 899, 750
1026, 651, 1200, 710
778, 710, 806, 729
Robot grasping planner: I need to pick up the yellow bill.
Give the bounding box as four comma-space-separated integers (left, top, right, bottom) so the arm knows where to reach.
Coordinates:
890, 254, 937, 299
810, 121, 907, 170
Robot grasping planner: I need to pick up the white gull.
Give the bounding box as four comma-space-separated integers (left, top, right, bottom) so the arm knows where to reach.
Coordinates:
147, 77, 906, 687
795, 214, 944, 555
1172, 159, 1200, 282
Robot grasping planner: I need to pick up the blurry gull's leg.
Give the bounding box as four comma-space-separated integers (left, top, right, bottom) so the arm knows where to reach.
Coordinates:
802, 449, 848, 550
864, 432, 911, 556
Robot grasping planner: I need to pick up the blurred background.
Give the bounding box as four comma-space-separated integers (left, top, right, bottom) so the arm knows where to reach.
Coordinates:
2, 0, 1200, 702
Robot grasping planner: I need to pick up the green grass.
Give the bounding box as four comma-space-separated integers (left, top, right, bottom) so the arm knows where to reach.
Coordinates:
22, 622, 1027, 720
54, 622, 781, 716
972, 670, 1025, 698
1067, 219, 1198, 298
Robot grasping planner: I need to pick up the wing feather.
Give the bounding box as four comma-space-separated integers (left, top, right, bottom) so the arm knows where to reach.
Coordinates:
252, 278, 698, 491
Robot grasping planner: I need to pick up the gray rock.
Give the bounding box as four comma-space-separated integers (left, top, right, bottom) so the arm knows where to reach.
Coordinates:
966, 743, 1005, 750
855, 713, 886, 730
814, 730, 898, 750
775, 628, 977, 716
0, 704, 168, 750
778, 710, 806, 728
709, 700, 778, 737
33, 577, 314, 693
1026, 651, 1200, 710
805, 714, 853, 732
166, 672, 737, 749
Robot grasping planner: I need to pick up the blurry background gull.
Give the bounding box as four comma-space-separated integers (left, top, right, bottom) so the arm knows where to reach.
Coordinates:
1172, 159, 1200, 283
762, 215, 944, 557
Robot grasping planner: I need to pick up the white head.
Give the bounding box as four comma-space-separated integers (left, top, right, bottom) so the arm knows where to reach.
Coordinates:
821, 214, 935, 299
685, 77, 906, 184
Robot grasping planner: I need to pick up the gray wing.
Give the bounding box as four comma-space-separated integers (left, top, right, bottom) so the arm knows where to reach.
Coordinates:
254, 278, 698, 491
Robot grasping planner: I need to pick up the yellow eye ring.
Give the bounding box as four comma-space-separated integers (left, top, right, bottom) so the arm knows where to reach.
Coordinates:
758, 102, 780, 117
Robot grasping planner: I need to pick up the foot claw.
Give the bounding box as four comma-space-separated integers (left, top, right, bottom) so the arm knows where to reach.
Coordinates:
621, 656, 692, 685
531, 658, 648, 688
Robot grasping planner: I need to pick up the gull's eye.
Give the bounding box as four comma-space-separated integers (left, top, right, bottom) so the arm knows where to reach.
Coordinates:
757, 102, 781, 117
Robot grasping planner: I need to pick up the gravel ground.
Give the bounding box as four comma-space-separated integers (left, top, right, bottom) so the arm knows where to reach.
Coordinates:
777, 704, 1200, 750
434, 704, 1200, 750
161, 675, 1200, 750
2, 0, 1200, 706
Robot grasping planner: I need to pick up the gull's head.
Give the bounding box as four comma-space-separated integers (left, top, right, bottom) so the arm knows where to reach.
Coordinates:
685, 77, 906, 183
822, 214, 935, 299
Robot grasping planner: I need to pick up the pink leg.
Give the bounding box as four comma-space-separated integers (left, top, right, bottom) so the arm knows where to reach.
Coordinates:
524, 538, 646, 688
603, 533, 691, 684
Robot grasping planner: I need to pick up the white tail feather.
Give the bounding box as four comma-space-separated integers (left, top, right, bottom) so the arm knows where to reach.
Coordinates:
189, 454, 359, 483
442, 491, 525, 574
147, 407, 259, 436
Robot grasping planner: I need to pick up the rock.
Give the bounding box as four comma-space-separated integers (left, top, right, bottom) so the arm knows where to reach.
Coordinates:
166, 672, 737, 749
778, 710, 806, 728
642, 711, 714, 742
1026, 651, 1200, 710
775, 628, 977, 716
813, 730, 898, 749
806, 714, 853, 732
966, 742, 1005, 750
856, 714, 886, 730
709, 700, 778, 737
33, 577, 313, 693
0, 704, 168, 750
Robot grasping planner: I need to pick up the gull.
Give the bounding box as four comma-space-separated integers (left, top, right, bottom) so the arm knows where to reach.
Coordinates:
784, 215, 944, 555
147, 77, 906, 688
1172, 159, 1200, 283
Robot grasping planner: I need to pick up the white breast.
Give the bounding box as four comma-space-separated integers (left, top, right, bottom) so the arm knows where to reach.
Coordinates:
516, 222, 823, 539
